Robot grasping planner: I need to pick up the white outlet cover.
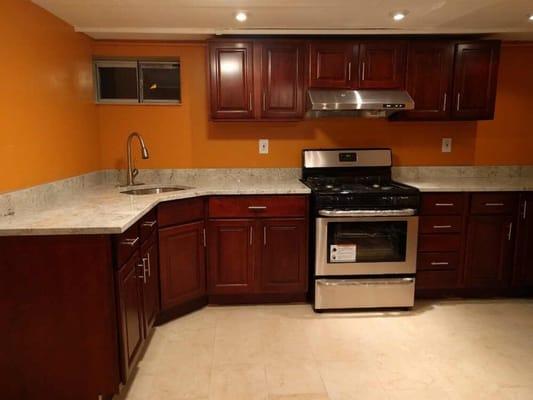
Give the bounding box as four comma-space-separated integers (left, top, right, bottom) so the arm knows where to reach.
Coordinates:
442, 138, 452, 153
259, 139, 269, 154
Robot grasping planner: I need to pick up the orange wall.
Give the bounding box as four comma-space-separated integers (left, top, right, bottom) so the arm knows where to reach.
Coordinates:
0, 0, 99, 193
94, 41, 533, 169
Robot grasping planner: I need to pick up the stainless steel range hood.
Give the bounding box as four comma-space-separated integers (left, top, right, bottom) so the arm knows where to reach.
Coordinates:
306, 89, 415, 118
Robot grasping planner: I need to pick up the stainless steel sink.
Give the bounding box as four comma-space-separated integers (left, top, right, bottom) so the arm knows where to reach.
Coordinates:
121, 185, 191, 195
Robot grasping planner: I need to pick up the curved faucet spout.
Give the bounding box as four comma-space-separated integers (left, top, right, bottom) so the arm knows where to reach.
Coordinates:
126, 132, 150, 186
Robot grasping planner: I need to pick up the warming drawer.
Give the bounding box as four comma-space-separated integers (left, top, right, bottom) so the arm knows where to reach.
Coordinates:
315, 278, 415, 309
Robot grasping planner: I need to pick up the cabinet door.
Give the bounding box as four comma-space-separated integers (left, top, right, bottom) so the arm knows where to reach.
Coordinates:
141, 237, 159, 334
514, 194, 533, 287
116, 254, 145, 382
209, 41, 254, 120
159, 221, 206, 310
401, 41, 454, 120
208, 219, 255, 294
464, 215, 514, 288
309, 41, 356, 88
452, 41, 500, 120
259, 219, 307, 293
359, 41, 406, 89
260, 41, 306, 119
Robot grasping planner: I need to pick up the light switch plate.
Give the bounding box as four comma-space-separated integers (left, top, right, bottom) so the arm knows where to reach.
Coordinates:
259, 139, 269, 154
442, 138, 452, 153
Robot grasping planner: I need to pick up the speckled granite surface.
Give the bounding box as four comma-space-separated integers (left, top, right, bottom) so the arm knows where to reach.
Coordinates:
1, 166, 533, 236
0, 169, 309, 236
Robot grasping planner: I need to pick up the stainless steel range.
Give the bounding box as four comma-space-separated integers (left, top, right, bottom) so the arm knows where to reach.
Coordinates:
302, 148, 420, 311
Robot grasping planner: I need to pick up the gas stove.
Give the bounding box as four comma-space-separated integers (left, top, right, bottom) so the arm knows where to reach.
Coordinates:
303, 148, 420, 311
301, 149, 419, 213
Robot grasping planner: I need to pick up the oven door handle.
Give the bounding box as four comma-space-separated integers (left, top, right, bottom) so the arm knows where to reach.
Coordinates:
318, 209, 417, 217
317, 278, 415, 286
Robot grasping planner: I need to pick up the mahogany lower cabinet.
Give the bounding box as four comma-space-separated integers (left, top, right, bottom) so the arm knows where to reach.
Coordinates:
116, 252, 146, 382
207, 195, 308, 302
141, 233, 160, 334
464, 215, 515, 288
515, 193, 533, 288
159, 221, 207, 309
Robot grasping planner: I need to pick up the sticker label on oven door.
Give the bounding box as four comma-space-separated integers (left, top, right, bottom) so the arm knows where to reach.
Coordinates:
330, 244, 357, 263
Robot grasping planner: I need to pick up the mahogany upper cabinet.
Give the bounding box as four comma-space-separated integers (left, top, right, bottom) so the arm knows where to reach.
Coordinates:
208, 41, 254, 120
258, 40, 306, 119
452, 41, 500, 120
401, 41, 455, 120
309, 41, 356, 88
358, 40, 407, 89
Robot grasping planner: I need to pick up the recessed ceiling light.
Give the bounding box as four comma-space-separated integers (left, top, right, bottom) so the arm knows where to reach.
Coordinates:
392, 11, 408, 21
235, 12, 247, 22
529, 14, 533, 21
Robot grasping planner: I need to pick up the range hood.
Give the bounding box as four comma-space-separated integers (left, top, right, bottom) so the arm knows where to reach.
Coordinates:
306, 89, 415, 118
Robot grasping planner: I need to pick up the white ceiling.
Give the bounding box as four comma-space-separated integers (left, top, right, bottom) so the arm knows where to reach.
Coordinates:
32, 0, 533, 40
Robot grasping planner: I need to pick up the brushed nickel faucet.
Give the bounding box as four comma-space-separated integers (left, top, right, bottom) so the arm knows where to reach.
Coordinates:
126, 132, 149, 186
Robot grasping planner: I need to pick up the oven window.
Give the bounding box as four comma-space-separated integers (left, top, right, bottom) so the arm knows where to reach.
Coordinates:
327, 221, 407, 263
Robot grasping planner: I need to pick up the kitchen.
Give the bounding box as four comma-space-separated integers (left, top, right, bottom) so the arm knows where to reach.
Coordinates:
1, 1, 533, 399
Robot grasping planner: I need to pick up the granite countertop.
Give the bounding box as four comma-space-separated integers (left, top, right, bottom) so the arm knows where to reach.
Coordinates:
400, 177, 533, 192
0, 180, 311, 236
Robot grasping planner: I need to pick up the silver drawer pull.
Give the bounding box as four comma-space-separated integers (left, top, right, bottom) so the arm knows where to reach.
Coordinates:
138, 261, 147, 284
248, 206, 267, 210
435, 203, 454, 207
121, 237, 139, 246
430, 262, 449, 266
433, 225, 452, 229
485, 202, 505, 207
142, 220, 157, 227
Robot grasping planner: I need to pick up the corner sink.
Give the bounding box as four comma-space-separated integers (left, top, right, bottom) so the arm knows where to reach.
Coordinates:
121, 185, 191, 195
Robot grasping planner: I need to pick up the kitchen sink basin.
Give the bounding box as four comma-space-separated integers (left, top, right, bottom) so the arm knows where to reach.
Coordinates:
121, 185, 191, 195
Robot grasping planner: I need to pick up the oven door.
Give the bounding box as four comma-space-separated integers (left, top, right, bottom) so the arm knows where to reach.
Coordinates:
315, 213, 419, 276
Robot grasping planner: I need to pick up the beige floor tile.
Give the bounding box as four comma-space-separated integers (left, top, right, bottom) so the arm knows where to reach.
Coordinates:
265, 359, 327, 396
209, 363, 268, 400
268, 394, 330, 400
150, 362, 211, 400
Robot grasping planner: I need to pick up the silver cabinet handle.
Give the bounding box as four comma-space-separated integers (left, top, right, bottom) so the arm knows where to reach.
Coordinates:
249, 226, 253, 246
249, 92, 252, 110
523, 200, 528, 220
456, 93, 461, 111
431, 262, 450, 266
433, 225, 452, 229
248, 206, 267, 210
262, 92, 266, 111
485, 202, 505, 207
263, 226, 267, 246
142, 220, 157, 228
361, 61, 366, 81
137, 261, 147, 284
145, 253, 151, 277
435, 203, 454, 207
443, 93, 447, 112
203, 228, 207, 248
121, 237, 139, 247
348, 61, 352, 81
508, 222, 513, 241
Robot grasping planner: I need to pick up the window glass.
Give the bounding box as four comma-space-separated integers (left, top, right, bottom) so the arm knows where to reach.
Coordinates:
140, 62, 181, 103
96, 61, 138, 101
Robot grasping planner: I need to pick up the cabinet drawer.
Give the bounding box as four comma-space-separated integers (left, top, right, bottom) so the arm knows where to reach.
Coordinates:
208, 195, 307, 218
114, 223, 140, 267
420, 193, 465, 215
139, 209, 157, 242
470, 193, 518, 215
416, 270, 459, 290
417, 252, 460, 271
418, 234, 462, 252
419, 216, 462, 234
158, 197, 205, 228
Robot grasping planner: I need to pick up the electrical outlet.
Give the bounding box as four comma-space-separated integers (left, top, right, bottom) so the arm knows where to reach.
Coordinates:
442, 138, 452, 153
259, 139, 269, 154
